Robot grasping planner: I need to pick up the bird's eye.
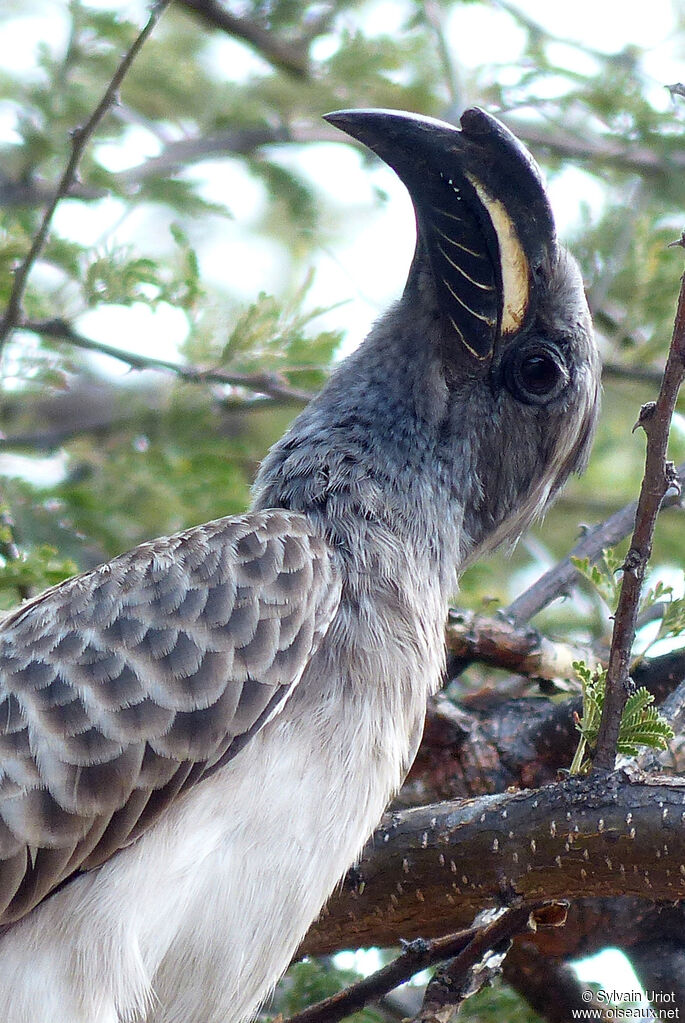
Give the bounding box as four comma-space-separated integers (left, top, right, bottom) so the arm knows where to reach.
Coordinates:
503, 343, 569, 405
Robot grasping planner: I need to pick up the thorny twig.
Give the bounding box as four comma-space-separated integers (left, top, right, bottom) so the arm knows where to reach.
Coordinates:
593, 249, 685, 771
0, 0, 172, 359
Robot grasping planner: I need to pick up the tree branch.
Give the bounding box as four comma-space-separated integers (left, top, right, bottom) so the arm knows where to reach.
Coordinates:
402, 646, 685, 807
628, 940, 685, 1011
19, 319, 313, 405
301, 774, 685, 958
445, 609, 593, 681
0, 0, 172, 358
176, 0, 311, 78
410, 907, 533, 1023
285, 925, 498, 1023
594, 257, 685, 770
601, 361, 666, 387
503, 116, 685, 179
505, 462, 684, 626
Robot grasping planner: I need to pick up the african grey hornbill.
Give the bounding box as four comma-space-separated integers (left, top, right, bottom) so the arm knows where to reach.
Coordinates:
0, 108, 599, 1023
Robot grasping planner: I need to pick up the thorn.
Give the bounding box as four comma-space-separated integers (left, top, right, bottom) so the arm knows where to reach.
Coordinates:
632, 401, 656, 433
667, 230, 685, 249
400, 936, 431, 957
665, 460, 682, 497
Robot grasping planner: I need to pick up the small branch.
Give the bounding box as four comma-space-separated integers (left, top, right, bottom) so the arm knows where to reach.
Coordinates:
284, 927, 486, 1023
177, 0, 311, 78
0, 0, 171, 358
410, 907, 532, 1023
422, 0, 462, 114
505, 461, 683, 626
593, 259, 685, 771
502, 116, 685, 180
20, 319, 313, 405
602, 361, 665, 386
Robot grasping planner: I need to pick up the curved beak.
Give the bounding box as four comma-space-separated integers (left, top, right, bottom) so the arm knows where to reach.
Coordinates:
323, 107, 557, 363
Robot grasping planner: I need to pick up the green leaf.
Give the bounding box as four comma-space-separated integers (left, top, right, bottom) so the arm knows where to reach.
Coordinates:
570, 665, 673, 774
571, 548, 622, 612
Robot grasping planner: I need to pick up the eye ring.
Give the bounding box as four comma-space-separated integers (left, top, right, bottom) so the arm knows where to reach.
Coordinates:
503, 342, 569, 405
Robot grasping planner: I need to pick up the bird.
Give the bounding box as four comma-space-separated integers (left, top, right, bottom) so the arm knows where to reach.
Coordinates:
0, 107, 600, 1023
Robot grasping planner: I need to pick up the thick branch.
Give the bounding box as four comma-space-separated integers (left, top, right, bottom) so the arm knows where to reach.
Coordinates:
301, 774, 685, 957
401, 646, 685, 807
0, 1, 171, 357
628, 940, 685, 1011
594, 264, 685, 770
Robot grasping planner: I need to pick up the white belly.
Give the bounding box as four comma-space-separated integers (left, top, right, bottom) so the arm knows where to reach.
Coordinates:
0, 684, 425, 1023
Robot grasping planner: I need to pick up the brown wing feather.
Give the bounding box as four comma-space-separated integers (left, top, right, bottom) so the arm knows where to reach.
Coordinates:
0, 509, 340, 925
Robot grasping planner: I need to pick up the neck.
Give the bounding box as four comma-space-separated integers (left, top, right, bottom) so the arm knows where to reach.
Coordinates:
251, 300, 471, 601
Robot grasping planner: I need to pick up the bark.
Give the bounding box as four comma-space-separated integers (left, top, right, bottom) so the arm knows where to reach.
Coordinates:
301, 773, 685, 957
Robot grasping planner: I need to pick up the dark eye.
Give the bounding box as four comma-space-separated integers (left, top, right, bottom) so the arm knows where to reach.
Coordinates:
503, 343, 569, 405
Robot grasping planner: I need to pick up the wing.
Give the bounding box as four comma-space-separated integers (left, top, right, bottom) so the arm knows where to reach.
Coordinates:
0, 509, 341, 926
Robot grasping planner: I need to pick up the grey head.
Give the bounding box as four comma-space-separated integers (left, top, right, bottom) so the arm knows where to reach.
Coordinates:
254, 108, 601, 579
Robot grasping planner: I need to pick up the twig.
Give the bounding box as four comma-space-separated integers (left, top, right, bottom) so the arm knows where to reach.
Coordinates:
0, 0, 172, 359
286, 909, 533, 1023
410, 908, 532, 1023
20, 319, 313, 405
285, 927, 483, 1023
593, 253, 685, 771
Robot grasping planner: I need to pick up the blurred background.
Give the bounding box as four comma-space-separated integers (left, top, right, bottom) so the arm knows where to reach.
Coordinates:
1, 0, 685, 1017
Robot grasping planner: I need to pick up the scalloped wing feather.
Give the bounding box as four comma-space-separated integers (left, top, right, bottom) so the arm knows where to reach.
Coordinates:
0, 509, 341, 925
